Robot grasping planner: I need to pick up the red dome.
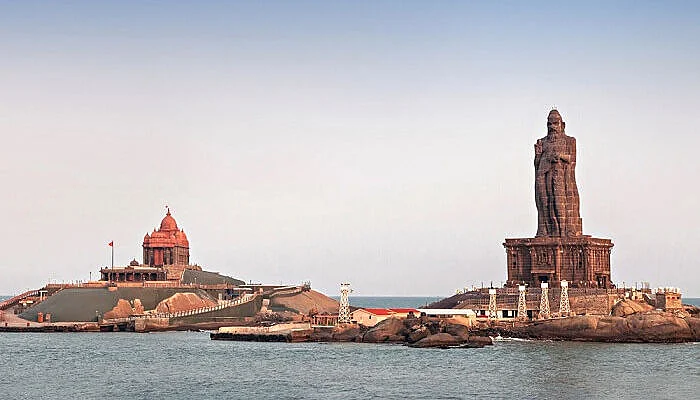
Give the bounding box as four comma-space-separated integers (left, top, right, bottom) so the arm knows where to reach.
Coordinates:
159, 209, 178, 231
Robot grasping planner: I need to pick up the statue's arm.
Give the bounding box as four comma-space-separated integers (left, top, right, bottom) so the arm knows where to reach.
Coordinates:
534, 139, 543, 167
557, 137, 575, 163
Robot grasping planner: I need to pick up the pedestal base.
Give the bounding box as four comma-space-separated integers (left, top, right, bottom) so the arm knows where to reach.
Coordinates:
503, 236, 613, 289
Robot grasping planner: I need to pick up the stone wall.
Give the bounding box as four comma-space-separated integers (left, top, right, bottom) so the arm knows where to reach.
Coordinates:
455, 290, 616, 316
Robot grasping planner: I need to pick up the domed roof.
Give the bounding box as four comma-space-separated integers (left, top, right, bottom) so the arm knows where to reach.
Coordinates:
159, 209, 178, 231
174, 229, 189, 246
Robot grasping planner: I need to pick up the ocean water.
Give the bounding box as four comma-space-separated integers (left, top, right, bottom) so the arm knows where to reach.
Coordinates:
1, 296, 699, 398
0, 331, 697, 399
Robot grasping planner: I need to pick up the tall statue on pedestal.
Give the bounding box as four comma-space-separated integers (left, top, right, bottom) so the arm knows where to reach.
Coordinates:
504, 108, 613, 289
534, 110, 583, 237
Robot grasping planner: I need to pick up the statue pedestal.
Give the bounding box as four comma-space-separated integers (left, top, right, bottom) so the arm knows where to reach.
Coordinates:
503, 236, 613, 289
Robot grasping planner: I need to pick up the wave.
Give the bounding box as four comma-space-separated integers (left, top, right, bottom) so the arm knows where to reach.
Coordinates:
490, 335, 531, 342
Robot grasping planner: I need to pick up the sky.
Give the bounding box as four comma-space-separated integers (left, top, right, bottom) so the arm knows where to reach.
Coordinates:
1, 1, 699, 296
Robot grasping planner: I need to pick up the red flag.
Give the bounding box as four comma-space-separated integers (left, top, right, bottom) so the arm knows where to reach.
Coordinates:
108, 241, 113, 247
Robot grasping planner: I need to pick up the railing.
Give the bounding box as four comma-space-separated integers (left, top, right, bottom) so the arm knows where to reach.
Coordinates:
101, 294, 257, 324
0, 290, 40, 310
465, 287, 624, 296
268, 286, 304, 297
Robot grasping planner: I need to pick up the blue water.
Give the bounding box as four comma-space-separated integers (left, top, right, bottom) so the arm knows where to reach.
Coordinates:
0, 332, 697, 399
1, 296, 699, 398
684, 297, 700, 307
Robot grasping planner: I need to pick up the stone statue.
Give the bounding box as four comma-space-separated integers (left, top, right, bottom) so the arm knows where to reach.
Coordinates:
534, 110, 583, 237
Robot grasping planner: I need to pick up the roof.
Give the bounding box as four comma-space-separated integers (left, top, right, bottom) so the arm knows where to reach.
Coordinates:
388, 308, 419, 314
353, 308, 395, 316
160, 209, 178, 231
416, 308, 476, 316
143, 209, 189, 248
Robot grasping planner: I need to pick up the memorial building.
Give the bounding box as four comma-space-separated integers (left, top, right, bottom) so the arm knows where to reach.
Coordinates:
504, 110, 613, 289
100, 209, 198, 282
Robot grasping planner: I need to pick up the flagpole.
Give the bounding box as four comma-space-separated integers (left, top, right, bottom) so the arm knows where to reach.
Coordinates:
111, 241, 114, 269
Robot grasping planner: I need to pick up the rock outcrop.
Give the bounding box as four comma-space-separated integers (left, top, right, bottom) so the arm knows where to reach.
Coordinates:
332, 324, 363, 342
412, 333, 461, 348
269, 290, 339, 315
103, 299, 144, 319
611, 299, 653, 317
360, 316, 492, 348
155, 292, 217, 314
363, 318, 409, 343
515, 312, 699, 343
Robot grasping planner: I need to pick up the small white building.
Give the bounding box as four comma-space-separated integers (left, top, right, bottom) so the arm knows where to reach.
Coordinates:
417, 308, 477, 326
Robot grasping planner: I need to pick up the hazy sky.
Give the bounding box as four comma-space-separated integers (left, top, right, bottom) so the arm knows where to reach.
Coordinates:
1, 1, 699, 296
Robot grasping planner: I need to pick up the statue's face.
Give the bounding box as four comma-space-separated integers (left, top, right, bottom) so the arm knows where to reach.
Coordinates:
547, 114, 564, 135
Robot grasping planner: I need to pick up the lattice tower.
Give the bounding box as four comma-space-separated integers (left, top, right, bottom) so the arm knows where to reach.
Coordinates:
559, 280, 571, 316
517, 285, 528, 321
488, 288, 498, 320
539, 283, 550, 319
338, 282, 352, 324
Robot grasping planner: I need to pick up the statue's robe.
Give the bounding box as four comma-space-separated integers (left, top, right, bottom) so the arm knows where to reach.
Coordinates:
535, 134, 582, 237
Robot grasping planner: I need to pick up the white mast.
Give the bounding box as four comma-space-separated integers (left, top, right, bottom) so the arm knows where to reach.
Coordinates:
338, 282, 352, 324
517, 285, 528, 321
539, 282, 550, 319
559, 280, 571, 316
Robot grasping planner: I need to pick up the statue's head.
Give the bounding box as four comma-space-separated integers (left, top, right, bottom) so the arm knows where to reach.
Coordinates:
547, 109, 565, 135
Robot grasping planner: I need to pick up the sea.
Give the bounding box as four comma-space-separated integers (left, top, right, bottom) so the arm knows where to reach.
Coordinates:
1, 296, 699, 399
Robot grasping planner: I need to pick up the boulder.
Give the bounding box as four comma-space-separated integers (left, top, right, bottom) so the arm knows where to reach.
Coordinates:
686, 317, 700, 340
407, 326, 431, 343
411, 333, 460, 348
516, 312, 696, 343
466, 335, 493, 347
332, 324, 362, 342
684, 305, 700, 317
103, 299, 137, 319
363, 318, 408, 343
611, 299, 653, 317
310, 327, 334, 342
624, 311, 693, 342
132, 299, 144, 314
442, 322, 470, 341
155, 292, 217, 314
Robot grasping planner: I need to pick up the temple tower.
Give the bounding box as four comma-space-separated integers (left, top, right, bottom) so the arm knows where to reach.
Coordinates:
142, 208, 190, 267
